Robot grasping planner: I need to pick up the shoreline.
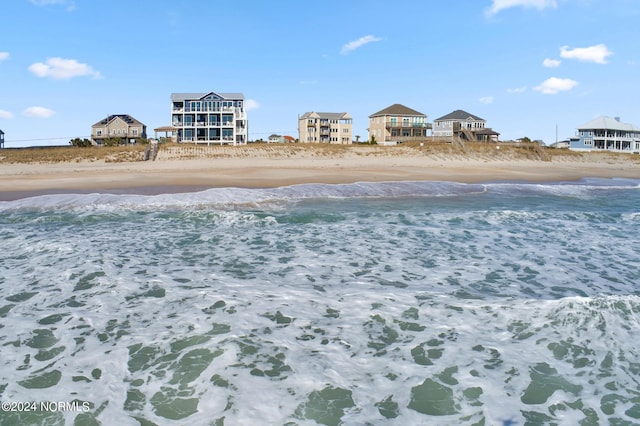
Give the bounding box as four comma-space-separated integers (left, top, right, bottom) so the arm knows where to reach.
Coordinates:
1, 147, 639, 201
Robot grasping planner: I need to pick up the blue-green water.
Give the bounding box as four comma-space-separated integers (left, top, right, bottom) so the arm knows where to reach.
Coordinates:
1, 179, 639, 425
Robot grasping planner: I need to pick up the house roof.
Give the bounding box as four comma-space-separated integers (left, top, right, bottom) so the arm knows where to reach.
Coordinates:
369, 104, 426, 118
92, 114, 144, 127
434, 109, 484, 122
299, 112, 352, 120
171, 92, 245, 102
577, 116, 640, 132
475, 128, 500, 135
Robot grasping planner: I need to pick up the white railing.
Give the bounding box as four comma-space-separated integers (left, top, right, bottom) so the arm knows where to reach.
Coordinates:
177, 106, 245, 113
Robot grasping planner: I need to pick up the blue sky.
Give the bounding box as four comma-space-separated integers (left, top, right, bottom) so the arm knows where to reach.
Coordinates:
1, 0, 639, 147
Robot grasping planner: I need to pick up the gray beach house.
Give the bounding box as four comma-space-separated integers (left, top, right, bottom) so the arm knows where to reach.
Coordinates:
433, 109, 500, 142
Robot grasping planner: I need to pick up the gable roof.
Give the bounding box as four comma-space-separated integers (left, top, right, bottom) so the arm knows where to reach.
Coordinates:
92, 114, 144, 127
577, 116, 640, 132
434, 109, 484, 122
369, 104, 426, 118
475, 128, 500, 135
300, 112, 352, 120
171, 92, 245, 102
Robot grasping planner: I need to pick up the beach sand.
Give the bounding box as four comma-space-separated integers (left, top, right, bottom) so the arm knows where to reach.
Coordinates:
1, 144, 639, 200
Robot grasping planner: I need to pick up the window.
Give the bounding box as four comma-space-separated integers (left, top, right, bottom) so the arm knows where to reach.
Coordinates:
584, 138, 593, 145
132, 128, 138, 136
96, 130, 102, 136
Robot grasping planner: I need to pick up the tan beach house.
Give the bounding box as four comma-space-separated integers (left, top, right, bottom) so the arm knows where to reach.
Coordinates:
569, 116, 640, 153
171, 92, 248, 145
91, 114, 147, 145
298, 112, 353, 144
433, 109, 500, 142
368, 104, 428, 144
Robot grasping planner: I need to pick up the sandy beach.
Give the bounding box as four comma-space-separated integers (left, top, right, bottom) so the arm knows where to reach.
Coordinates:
1, 144, 639, 200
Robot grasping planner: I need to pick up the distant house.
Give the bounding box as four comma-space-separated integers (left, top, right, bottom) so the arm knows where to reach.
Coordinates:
171, 91, 247, 145
433, 109, 499, 142
0, 129, 4, 148
268, 134, 285, 143
298, 112, 352, 144
368, 104, 428, 144
91, 114, 147, 145
549, 139, 570, 149
569, 116, 640, 153
284, 135, 296, 143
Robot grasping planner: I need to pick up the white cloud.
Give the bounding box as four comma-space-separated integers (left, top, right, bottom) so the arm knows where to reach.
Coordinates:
0, 52, 9, 62
245, 99, 260, 111
507, 86, 527, 93
479, 96, 494, 104
0, 110, 14, 119
534, 77, 578, 94
29, 0, 75, 10
23, 106, 56, 118
543, 58, 561, 68
30, 0, 66, 4
560, 44, 613, 64
28, 57, 102, 80
340, 35, 382, 55
486, 0, 557, 16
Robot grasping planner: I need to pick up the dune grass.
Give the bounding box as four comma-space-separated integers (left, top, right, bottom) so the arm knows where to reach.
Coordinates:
0, 145, 147, 164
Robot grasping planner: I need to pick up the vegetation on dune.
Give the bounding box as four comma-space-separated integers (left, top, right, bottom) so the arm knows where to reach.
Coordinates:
0, 140, 637, 164
0, 145, 147, 164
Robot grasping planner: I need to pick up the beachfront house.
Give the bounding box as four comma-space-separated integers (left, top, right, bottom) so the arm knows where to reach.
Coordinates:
0, 129, 4, 148
171, 92, 247, 145
268, 134, 285, 143
433, 109, 500, 142
91, 115, 147, 145
569, 116, 640, 154
298, 112, 353, 144
368, 104, 428, 144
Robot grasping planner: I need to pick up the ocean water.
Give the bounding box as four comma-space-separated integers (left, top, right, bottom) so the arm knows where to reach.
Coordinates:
1, 178, 639, 426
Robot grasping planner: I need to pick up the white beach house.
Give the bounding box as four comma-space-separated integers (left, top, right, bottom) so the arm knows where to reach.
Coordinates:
569, 116, 640, 153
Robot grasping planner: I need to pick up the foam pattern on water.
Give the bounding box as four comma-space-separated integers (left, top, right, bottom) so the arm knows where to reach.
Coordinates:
1, 179, 639, 425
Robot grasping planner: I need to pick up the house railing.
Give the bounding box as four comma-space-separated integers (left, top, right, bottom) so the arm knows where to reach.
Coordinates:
385, 121, 427, 128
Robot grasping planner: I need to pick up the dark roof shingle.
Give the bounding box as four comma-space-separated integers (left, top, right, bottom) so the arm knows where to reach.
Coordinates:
369, 104, 426, 117
434, 109, 484, 122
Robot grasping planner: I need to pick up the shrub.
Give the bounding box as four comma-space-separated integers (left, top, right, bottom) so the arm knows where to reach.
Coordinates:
69, 137, 93, 147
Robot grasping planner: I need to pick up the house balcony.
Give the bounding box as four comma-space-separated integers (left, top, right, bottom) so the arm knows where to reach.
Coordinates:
385, 121, 427, 129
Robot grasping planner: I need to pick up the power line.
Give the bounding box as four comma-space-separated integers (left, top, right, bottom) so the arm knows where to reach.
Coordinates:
4, 136, 91, 143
